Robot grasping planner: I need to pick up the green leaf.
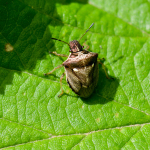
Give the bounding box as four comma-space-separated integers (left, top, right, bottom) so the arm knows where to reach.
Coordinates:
0, 0, 150, 149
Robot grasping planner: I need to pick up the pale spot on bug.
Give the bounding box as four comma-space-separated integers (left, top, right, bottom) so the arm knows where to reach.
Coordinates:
73, 68, 78, 72
5, 43, 14, 52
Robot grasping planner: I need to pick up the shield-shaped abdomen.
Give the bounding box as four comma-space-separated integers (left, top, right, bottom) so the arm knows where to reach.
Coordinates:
63, 52, 99, 98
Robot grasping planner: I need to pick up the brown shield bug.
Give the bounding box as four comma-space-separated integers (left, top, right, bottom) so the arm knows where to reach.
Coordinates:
45, 23, 110, 98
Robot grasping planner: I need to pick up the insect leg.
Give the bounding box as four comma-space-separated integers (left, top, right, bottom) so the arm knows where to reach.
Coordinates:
83, 41, 89, 50
49, 51, 68, 57
44, 64, 63, 76
98, 58, 113, 79
58, 72, 65, 97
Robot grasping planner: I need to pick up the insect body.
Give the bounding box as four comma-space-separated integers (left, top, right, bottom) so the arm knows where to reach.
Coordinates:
45, 23, 102, 98
63, 40, 99, 98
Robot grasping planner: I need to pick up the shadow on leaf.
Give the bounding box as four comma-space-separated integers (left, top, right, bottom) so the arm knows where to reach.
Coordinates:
82, 63, 119, 105
0, 0, 88, 94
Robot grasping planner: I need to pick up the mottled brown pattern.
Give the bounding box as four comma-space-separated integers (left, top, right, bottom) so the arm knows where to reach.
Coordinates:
63, 40, 99, 98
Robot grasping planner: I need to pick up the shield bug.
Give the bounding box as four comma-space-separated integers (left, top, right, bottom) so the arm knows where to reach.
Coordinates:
45, 23, 110, 98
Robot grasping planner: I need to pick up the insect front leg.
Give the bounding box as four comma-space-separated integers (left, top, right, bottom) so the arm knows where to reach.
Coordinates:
44, 64, 63, 76
83, 41, 89, 50
49, 51, 68, 57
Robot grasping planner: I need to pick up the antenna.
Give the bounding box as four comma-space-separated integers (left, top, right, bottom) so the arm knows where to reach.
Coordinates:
78, 23, 94, 42
51, 38, 70, 47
